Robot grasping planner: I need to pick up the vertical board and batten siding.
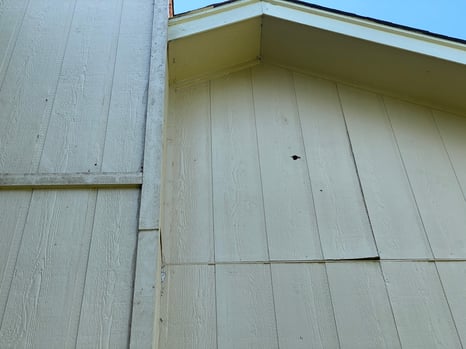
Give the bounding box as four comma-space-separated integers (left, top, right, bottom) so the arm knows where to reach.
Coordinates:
0, 0, 153, 347
161, 63, 466, 349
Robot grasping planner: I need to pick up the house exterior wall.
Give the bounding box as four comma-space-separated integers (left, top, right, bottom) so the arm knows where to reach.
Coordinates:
160, 63, 466, 348
0, 0, 157, 347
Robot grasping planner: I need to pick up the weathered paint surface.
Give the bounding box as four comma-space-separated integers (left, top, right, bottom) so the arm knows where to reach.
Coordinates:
0, 0, 153, 346
160, 63, 466, 348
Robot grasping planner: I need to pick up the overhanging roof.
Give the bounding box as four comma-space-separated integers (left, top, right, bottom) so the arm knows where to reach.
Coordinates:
168, 0, 466, 114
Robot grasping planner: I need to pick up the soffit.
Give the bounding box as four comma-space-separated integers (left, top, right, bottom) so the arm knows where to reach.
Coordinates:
168, 0, 466, 113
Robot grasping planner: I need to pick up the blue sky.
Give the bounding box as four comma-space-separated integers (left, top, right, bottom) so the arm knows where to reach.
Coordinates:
174, 0, 466, 40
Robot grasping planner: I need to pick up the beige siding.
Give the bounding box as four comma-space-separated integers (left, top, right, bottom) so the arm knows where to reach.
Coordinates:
0, 0, 153, 346
161, 63, 466, 348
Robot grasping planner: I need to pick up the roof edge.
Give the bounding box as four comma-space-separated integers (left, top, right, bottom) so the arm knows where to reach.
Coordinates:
169, 0, 466, 65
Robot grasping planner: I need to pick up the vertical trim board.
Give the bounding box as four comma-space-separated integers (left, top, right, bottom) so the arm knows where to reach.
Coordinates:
130, 230, 161, 349
138, 0, 169, 231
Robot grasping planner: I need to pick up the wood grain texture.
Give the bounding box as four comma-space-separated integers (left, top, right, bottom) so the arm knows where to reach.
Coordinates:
0, 190, 96, 348
159, 265, 216, 349
271, 263, 339, 349
385, 98, 466, 258
211, 70, 268, 262
0, 0, 76, 173
101, 0, 152, 173
138, 0, 168, 230
130, 230, 161, 349
75, 189, 138, 349
39, 0, 124, 173
216, 263, 279, 349
338, 85, 432, 259
252, 64, 322, 260
294, 73, 377, 259
0, 0, 29, 83
433, 111, 466, 201
327, 261, 401, 349
436, 262, 466, 346
382, 261, 462, 348
162, 83, 214, 263
0, 172, 142, 189
0, 191, 31, 322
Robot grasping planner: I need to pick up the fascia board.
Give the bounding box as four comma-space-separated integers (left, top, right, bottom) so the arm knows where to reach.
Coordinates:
263, 0, 466, 65
168, 1, 262, 40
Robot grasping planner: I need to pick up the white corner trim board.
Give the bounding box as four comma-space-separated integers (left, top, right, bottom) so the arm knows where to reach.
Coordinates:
168, 0, 466, 65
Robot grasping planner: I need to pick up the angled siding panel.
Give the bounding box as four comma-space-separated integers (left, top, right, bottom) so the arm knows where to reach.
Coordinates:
382, 261, 462, 348
0, 0, 29, 82
39, 0, 124, 173
252, 64, 322, 260
0, 190, 96, 348
0, 191, 31, 321
433, 111, 466, 198
0, 0, 76, 173
327, 262, 400, 349
211, 70, 268, 262
437, 262, 466, 346
272, 263, 339, 349
385, 98, 466, 258
338, 85, 432, 259
76, 189, 138, 348
101, 0, 152, 173
294, 73, 377, 259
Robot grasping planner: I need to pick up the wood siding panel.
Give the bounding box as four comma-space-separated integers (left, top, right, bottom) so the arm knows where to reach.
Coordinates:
338, 85, 432, 258
327, 262, 401, 349
76, 189, 138, 348
433, 111, 466, 201
0, 191, 31, 321
211, 70, 268, 262
159, 265, 216, 349
385, 98, 466, 258
436, 262, 466, 346
0, 190, 96, 348
252, 65, 322, 260
0, 0, 29, 82
101, 0, 152, 173
162, 83, 214, 263
39, 0, 124, 173
271, 263, 339, 349
216, 264, 279, 349
0, 0, 76, 173
294, 73, 377, 259
382, 261, 462, 348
